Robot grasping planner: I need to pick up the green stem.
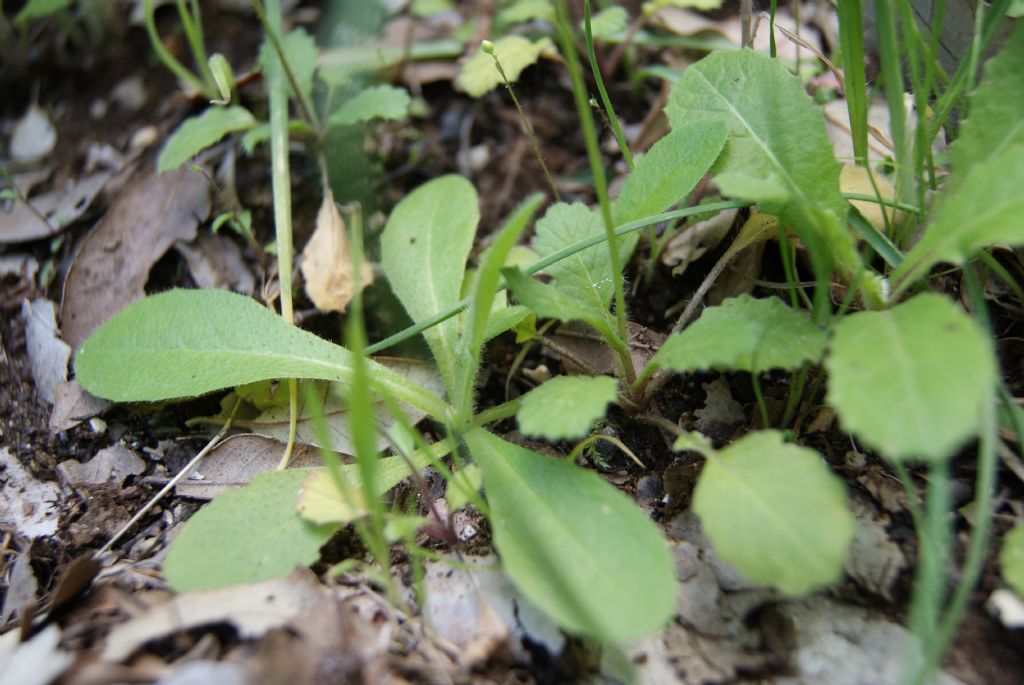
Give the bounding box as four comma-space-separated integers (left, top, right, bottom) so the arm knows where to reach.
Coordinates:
175, 0, 214, 94
583, 0, 633, 170
908, 460, 951, 646
364, 200, 749, 355
250, 0, 321, 131
555, 0, 633, 384
144, 0, 209, 95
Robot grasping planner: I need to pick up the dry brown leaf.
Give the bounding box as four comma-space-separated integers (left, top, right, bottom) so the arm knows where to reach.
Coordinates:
60, 166, 210, 350
0, 170, 113, 244
301, 189, 373, 313
175, 434, 320, 501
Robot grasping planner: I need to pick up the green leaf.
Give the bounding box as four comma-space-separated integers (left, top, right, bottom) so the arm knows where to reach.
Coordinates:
583, 6, 627, 40
614, 121, 727, 228
893, 145, 1024, 292
14, 0, 71, 24
381, 176, 479, 394
517, 375, 618, 440
951, 24, 1024, 176
464, 428, 676, 642
456, 36, 554, 98
648, 295, 826, 374
533, 202, 618, 314
260, 28, 318, 107
74, 289, 447, 418
208, 53, 235, 105
1000, 525, 1024, 598
503, 267, 619, 345
666, 50, 862, 280
163, 469, 338, 592
825, 293, 995, 463
328, 85, 411, 128
713, 170, 790, 204
158, 106, 257, 172
692, 430, 854, 595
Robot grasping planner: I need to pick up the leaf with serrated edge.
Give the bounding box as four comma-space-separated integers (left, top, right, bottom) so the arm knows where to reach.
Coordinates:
649, 295, 825, 374
503, 267, 619, 344
163, 469, 338, 592
74, 289, 446, 418
518, 375, 618, 440
381, 175, 479, 393
533, 202, 618, 315
666, 50, 862, 280
952, 24, 1024, 176
826, 293, 995, 462
893, 145, 1024, 292
465, 428, 675, 641
328, 85, 411, 127
158, 106, 257, 173
693, 430, 854, 595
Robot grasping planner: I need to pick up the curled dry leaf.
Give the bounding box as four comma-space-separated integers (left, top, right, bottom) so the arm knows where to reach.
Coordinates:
0, 170, 114, 244
301, 189, 373, 313
840, 164, 901, 231
21, 298, 71, 405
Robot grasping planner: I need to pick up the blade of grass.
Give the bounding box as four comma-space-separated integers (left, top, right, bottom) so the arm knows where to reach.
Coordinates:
583, 0, 633, 170
836, 0, 868, 165
554, 0, 634, 384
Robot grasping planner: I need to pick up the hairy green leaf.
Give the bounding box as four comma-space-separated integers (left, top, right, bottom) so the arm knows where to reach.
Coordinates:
464, 428, 675, 642
533, 202, 618, 315
74, 289, 446, 417
826, 293, 995, 463
1000, 525, 1024, 598
328, 85, 411, 127
648, 296, 826, 374
158, 106, 257, 172
502, 267, 619, 344
893, 145, 1024, 292
517, 375, 618, 440
952, 24, 1024, 176
666, 50, 862, 281
692, 431, 854, 595
163, 469, 338, 592
614, 121, 727, 228
381, 175, 479, 393
456, 36, 554, 97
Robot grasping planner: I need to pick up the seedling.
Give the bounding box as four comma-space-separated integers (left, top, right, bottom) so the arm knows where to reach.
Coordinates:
72, 3, 1024, 680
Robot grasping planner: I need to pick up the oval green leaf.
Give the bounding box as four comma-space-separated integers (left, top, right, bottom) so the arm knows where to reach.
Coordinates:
693, 430, 854, 595
517, 375, 618, 440
464, 428, 676, 642
381, 175, 479, 392
826, 293, 995, 463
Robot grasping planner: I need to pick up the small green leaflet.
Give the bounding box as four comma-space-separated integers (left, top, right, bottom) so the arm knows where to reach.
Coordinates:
260, 28, 318, 107
533, 202, 618, 312
826, 293, 995, 463
691, 430, 854, 595
517, 375, 618, 440
502, 267, 619, 345
14, 0, 71, 24
456, 36, 554, 98
583, 6, 627, 40
648, 295, 826, 375
158, 106, 257, 173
